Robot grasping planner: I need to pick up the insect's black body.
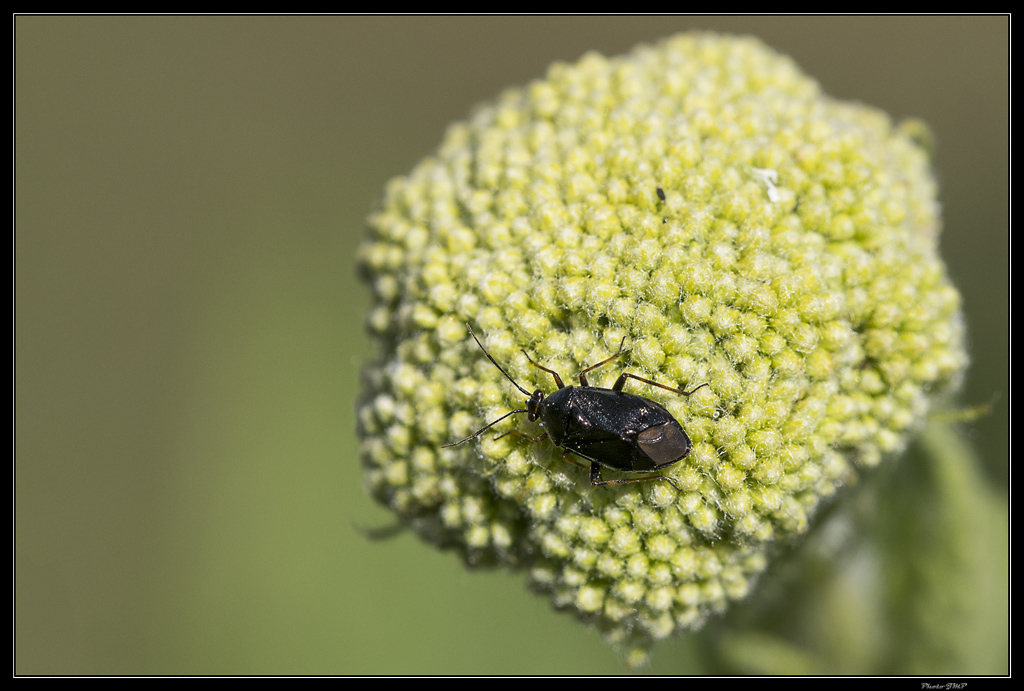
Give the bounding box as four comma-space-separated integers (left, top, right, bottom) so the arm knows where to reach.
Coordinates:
444, 325, 707, 491
537, 386, 691, 473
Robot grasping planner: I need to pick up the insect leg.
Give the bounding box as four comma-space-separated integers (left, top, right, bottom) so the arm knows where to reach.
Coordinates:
495, 430, 548, 444
521, 350, 565, 389
558, 448, 589, 470
612, 373, 709, 397
577, 336, 627, 386
589, 462, 682, 492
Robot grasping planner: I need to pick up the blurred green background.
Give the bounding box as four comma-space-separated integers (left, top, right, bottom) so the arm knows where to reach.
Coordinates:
16, 17, 1007, 674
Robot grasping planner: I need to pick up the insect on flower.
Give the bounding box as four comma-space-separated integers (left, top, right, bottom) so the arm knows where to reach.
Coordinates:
445, 325, 707, 491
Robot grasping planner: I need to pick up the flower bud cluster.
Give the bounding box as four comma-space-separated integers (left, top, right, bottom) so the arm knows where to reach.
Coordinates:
357, 33, 967, 659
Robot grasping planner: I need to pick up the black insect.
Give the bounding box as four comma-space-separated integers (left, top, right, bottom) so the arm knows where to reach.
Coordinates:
656, 186, 666, 203
444, 325, 708, 491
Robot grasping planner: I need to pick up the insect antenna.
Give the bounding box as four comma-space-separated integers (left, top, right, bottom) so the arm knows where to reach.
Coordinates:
442, 408, 529, 448
442, 325, 538, 448
466, 324, 532, 397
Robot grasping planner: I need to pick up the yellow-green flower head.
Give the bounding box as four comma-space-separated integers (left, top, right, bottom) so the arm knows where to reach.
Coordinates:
357, 33, 967, 660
